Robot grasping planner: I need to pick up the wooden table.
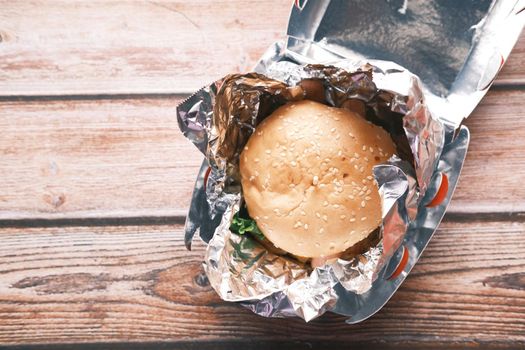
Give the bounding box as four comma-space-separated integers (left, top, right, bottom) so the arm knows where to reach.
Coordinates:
1, 1, 524, 349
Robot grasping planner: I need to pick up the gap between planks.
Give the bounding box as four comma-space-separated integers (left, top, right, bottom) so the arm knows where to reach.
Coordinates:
0, 81, 524, 101
1, 211, 525, 229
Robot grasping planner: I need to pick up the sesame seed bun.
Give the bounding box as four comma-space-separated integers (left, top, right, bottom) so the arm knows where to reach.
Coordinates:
239, 100, 396, 258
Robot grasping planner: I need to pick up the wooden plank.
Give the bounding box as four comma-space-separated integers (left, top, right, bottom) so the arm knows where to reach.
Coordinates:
0, 0, 290, 96
1, 89, 524, 220
0, 218, 523, 346
0, 1, 523, 97
0, 97, 202, 220
451, 89, 525, 213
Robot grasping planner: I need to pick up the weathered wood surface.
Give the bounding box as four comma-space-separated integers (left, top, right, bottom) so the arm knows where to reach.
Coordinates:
0, 96, 201, 220
1, 0, 525, 348
0, 219, 523, 348
1, 90, 524, 220
0, 1, 523, 96
0, 1, 289, 96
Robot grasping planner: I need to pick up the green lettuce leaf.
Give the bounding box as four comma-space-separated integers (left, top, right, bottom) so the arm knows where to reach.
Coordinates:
230, 212, 265, 241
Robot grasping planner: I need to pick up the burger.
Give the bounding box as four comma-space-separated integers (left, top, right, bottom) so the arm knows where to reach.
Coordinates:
234, 98, 397, 265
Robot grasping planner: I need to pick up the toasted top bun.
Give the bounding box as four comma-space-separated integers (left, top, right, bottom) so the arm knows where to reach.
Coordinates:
239, 100, 396, 258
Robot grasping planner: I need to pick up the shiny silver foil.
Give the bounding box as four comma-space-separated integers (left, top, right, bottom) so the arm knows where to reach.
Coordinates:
177, 0, 524, 322
178, 60, 442, 321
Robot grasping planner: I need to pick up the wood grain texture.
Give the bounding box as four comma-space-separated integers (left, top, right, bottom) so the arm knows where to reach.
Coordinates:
0, 97, 201, 220
1, 89, 524, 220
0, 1, 523, 97
0, 0, 289, 96
453, 88, 525, 213
0, 219, 523, 347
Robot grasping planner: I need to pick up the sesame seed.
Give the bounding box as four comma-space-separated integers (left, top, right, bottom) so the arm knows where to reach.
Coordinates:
361, 201, 366, 207
316, 212, 321, 218
360, 167, 364, 172
340, 215, 346, 219
304, 223, 309, 230
301, 211, 306, 216
344, 240, 349, 245
265, 150, 271, 154
263, 216, 269, 219
334, 117, 340, 121
315, 242, 321, 247
337, 150, 342, 156
369, 147, 374, 153
333, 204, 340, 208
320, 228, 325, 234
331, 128, 336, 133
364, 157, 369, 162
349, 132, 355, 138
362, 145, 367, 151
288, 184, 295, 188
361, 216, 367, 221
354, 152, 360, 158
319, 184, 326, 188
365, 196, 371, 201
366, 189, 372, 195
359, 191, 365, 196
323, 201, 328, 206
290, 161, 297, 167
244, 146, 249, 151
350, 218, 356, 222
254, 158, 260, 163
249, 175, 255, 182
329, 242, 336, 249
350, 230, 356, 234
313, 175, 319, 185
349, 195, 355, 200
378, 147, 384, 152
322, 215, 328, 222
367, 176, 373, 180
335, 134, 340, 140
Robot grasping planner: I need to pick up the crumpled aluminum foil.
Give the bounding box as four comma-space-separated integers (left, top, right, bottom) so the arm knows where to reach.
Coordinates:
177, 0, 522, 323
177, 60, 443, 321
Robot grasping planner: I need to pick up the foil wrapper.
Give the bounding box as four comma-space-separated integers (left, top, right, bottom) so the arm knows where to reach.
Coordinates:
177, 0, 523, 322
178, 60, 443, 321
